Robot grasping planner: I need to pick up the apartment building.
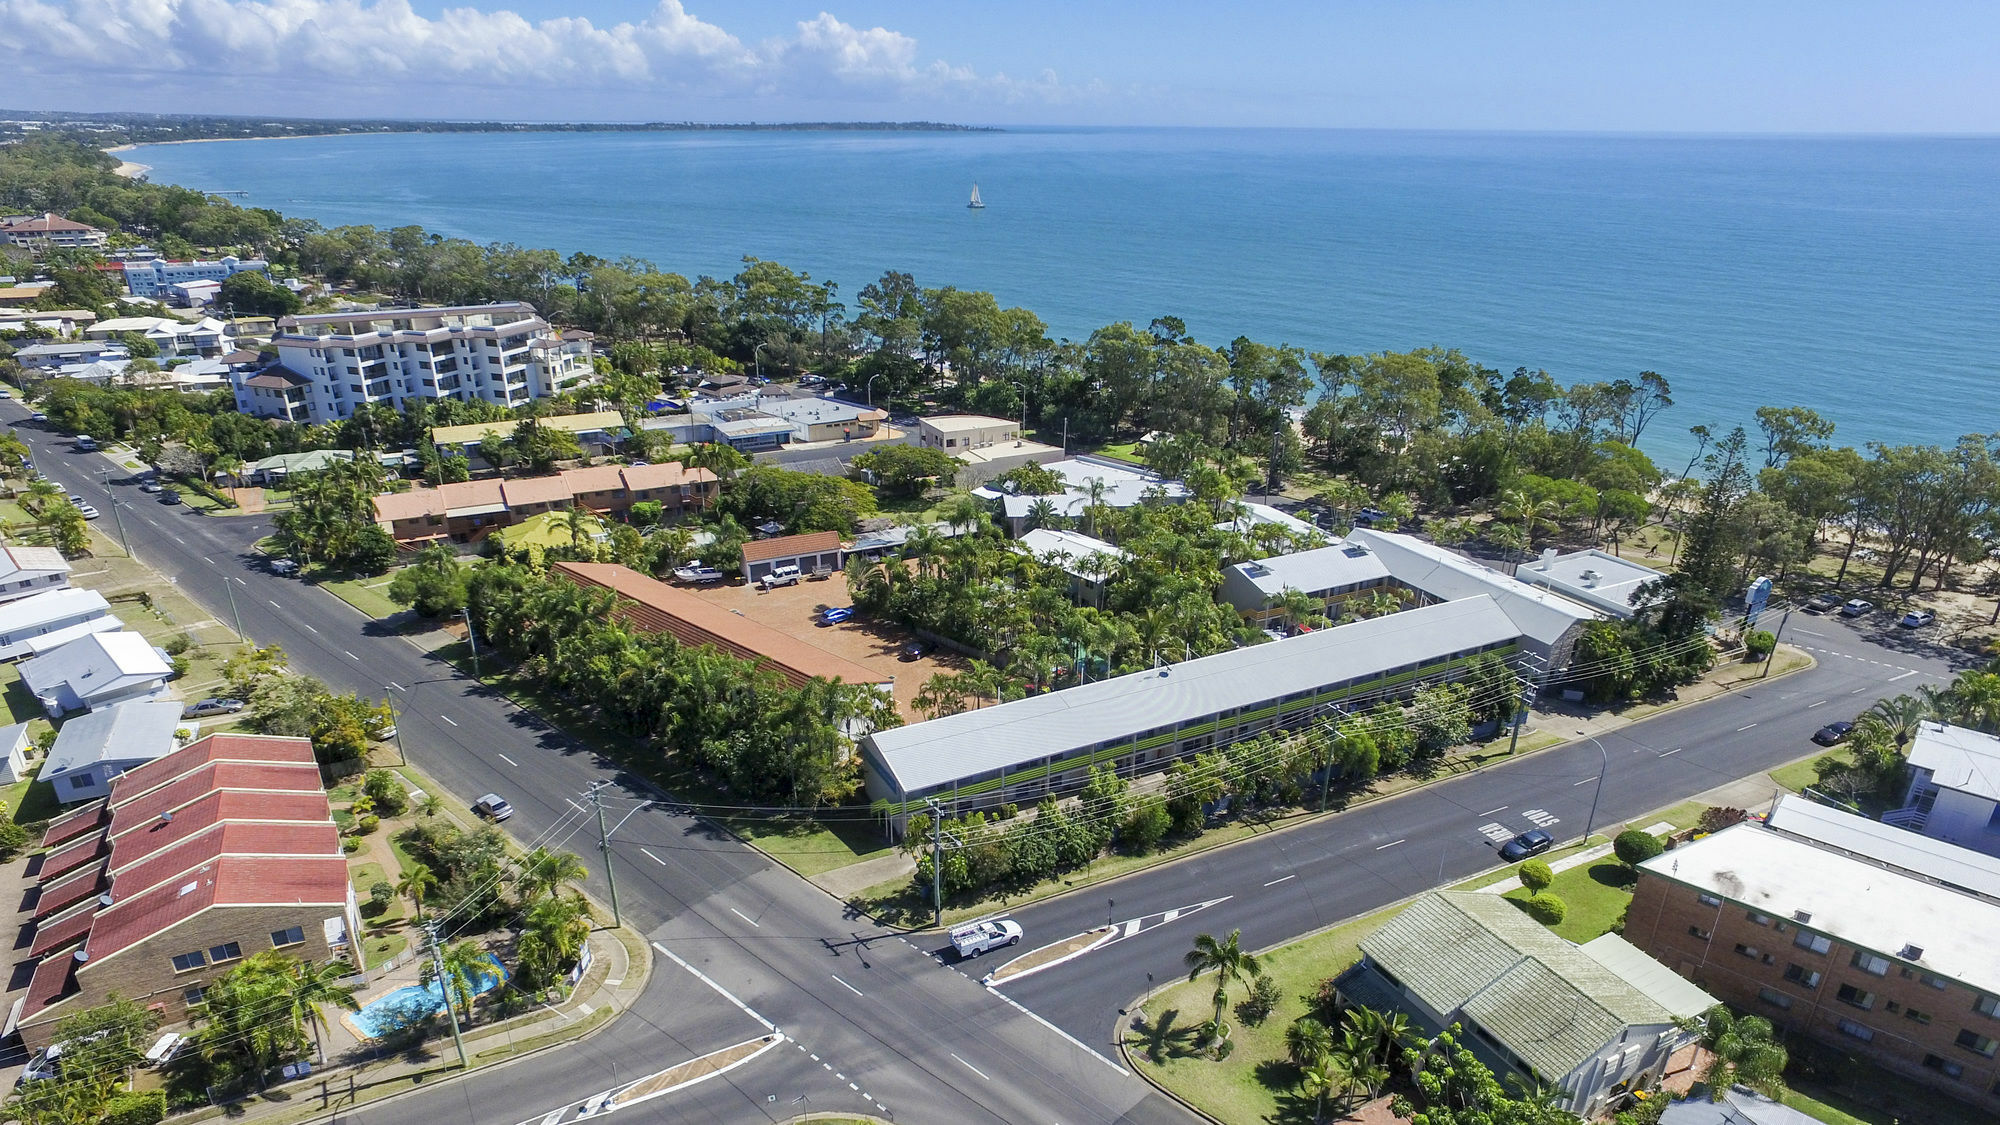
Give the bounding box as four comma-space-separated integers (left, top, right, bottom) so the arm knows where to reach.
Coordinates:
0, 213, 107, 250
18, 734, 358, 1048
270, 303, 595, 424
121, 256, 270, 300
370, 461, 718, 545
1623, 797, 2000, 1108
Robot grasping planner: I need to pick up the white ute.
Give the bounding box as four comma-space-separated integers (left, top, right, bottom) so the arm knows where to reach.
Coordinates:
949, 918, 1023, 959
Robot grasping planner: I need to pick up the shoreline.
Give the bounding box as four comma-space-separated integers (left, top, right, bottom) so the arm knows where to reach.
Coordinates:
109, 133, 388, 179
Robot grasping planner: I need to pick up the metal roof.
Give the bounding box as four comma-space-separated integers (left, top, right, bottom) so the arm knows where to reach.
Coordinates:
0, 588, 110, 636
1346, 529, 1595, 647
1579, 934, 1720, 1018
41, 701, 188, 781
866, 596, 1520, 795
1906, 721, 2000, 802
1228, 539, 1392, 598
1765, 794, 2000, 900
1516, 548, 1663, 618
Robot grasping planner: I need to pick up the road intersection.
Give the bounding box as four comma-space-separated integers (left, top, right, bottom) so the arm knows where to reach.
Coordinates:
5, 403, 1967, 1123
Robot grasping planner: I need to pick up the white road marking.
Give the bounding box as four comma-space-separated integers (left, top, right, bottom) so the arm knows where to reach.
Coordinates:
497, 753, 518, 767
1736, 723, 1758, 731
652, 941, 777, 1032
731, 907, 760, 928
343, 650, 359, 659
568, 798, 585, 813
1658, 747, 1683, 756
831, 974, 863, 997
202, 556, 214, 565
301, 623, 317, 633
1523, 809, 1560, 827
951, 1053, 990, 1081
1851, 687, 1867, 694
1263, 874, 1295, 887
268, 600, 281, 608
640, 848, 665, 865
1375, 838, 1405, 850
1122, 918, 1141, 938
389, 681, 406, 691
1807, 700, 1827, 708
1889, 669, 1918, 681
1478, 822, 1513, 842
1573, 776, 1597, 786
1479, 806, 1508, 816
985, 986, 1131, 1076
440, 715, 458, 726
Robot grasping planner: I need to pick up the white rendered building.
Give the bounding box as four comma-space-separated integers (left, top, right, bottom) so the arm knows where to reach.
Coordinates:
268, 303, 594, 424
121, 256, 270, 300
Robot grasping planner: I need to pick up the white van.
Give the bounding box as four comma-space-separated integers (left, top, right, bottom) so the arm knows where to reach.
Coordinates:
759, 564, 802, 589
949, 918, 1023, 959
74, 435, 98, 452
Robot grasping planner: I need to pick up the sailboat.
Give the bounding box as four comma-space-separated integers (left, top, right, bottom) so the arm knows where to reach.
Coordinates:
967, 183, 986, 210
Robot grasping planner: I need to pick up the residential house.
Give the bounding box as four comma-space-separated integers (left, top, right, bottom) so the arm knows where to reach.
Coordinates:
0, 589, 115, 661
1623, 798, 2000, 1107
369, 462, 717, 545
740, 531, 844, 583
918, 414, 1066, 485
17, 734, 358, 1049
84, 315, 228, 357
1659, 1088, 1821, 1125
121, 257, 270, 300
0, 721, 31, 784
271, 303, 595, 423
1888, 722, 2000, 857
39, 700, 193, 804
1016, 528, 1126, 604
430, 410, 626, 465
231, 365, 313, 422
973, 456, 1190, 535
1221, 539, 1400, 629
0, 213, 107, 250
1335, 891, 1716, 1119
12, 339, 126, 371
0, 546, 72, 605
1344, 528, 1597, 666
0, 309, 97, 336
17, 632, 174, 717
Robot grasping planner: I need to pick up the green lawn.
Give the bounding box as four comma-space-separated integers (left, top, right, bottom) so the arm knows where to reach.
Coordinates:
1770, 752, 1827, 795
1501, 857, 1636, 943
318, 573, 406, 620
1128, 909, 1403, 1125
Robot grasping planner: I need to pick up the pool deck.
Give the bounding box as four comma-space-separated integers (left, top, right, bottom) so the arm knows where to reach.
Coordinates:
339, 954, 507, 1042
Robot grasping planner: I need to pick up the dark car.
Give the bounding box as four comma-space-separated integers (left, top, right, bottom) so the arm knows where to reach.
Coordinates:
160, 490, 182, 505
1813, 721, 1856, 746
899, 641, 928, 662
1803, 594, 1841, 614
1499, 829, 1554, 861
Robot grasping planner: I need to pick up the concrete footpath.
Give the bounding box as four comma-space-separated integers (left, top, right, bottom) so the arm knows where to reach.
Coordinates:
182, 924, 651, 1125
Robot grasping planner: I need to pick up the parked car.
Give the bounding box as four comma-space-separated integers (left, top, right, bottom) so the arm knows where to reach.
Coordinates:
819, 606, 853, 625
949, 918, 1023, 959
65, 493, 83, 504
1812, 721, 1856, 746
160, 489, 183, 505
0, 389, 11, 399
182, 697, 246, 719
1899, 610, 1935, 628
1352, 506, 1390, 527
1803, 593, 1842, 614
672, 565, 724, 584
268, 558, 300, 576
759, 564, 802, 589
75, 503, 100, 520
900, 641, 928, 662
473, 793, 514, 821
1840, 598, 1874, 617
139, 481, 163, 493
28, 412, 47, 423
1499, 829, 1554, 861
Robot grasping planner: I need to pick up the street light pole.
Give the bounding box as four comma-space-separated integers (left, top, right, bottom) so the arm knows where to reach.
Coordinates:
459, 608, 481, 678
1008, 381, 1027, 436
586, 781, 623, 929
1579, 732, 1609, 844
1761, 605, 1793, 680
424, 920, 469, 1069
753, 342, 769, 384
382, 686, 405, 766
865, 373, 883, 408
223, 577, 245, 643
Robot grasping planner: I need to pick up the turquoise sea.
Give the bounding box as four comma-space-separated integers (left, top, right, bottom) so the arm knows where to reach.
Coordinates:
130, 128, 2000, 469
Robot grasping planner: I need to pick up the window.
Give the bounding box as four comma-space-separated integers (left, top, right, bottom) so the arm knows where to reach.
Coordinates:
1734, 943, 1765, 961
1907, 1008, 1933, 1026
1757, 988, 1793, 1011
1837, 984, 1875, 1010
209, 941, 243, 963
1783, 964, 1822, 990
1958, 1030, 2000, 1057
1977, 995, 2000, 1018
1794, 931, 1832, 954
1835, 1019, 1875, 1042
1924, 1054, 1965, 1079
272, 925, 306, 948
182, 985, 206, 1006
1747, 911, 1772, 926
171, 951, 205, 972
1687, 925, 1711, 941
1850, 950, 1891, 976
1696, 892, 1723, 907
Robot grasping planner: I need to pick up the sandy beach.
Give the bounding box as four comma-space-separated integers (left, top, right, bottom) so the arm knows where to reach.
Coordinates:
106, 133, 388, 179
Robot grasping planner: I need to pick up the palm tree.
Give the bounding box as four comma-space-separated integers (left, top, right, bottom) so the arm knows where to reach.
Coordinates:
1024, 497, 1060, 532
515, 847, 589, 905
1342, 1004, 1412, 1069
1858, 693, 1932, 750
1699, 1005, 1788, 1099
1183, 929, 1263, 1048
1285, 1016, 1334, 1069
517, 894, 592, 988
397, 862, 440, 922
282, 956, 361, 1063
420, 939, 490, 1028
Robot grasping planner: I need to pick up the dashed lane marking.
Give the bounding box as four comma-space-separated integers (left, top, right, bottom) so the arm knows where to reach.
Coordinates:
1375, 838, 1404, 850
640, 848, 666, 865
831, 974, 863, 997
497, 753, 518, 767
1889, 669, 1918, 681
440, 715, 457, 726
951, 1054, 991, 1081
1736, 723, 1758, 731
1479, 806, 1508, 816
731, 907, 760, 928
1808, 700, 1827, 708
1573, 776, 1596, 786
1263, 874, 1295, 887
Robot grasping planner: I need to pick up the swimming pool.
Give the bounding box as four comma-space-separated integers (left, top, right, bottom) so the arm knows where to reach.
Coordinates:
348, 955, 506, 1039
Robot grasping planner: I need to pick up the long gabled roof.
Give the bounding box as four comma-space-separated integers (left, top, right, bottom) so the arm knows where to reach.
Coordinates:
1346, 528, 1594, 647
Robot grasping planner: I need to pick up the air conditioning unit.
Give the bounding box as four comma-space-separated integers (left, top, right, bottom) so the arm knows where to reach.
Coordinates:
1899, 944, 1924, 961
1793, 910, 1812, 924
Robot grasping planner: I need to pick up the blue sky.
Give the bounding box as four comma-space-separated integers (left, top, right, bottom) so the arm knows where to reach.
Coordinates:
6, 0, 1996, 131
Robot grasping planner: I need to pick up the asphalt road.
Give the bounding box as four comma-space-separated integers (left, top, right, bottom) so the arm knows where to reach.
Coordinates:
6, 404, 1971, 1123
6, 408, 1181, 1124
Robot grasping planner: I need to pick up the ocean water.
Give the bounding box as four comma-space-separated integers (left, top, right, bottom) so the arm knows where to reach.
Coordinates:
130, 128, 2000, 470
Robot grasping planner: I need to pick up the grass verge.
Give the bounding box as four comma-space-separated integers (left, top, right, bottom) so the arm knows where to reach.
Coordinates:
1500, 857, 1636, 943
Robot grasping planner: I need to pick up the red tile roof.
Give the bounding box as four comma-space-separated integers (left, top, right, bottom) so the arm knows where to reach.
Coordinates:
109, 761, 324, 839
29, 905, 96, 957
214, 855, 350, 907
38, 835, 105, 881
109, 734, 315, 802
109, 821, 338, 903
34, 863, 104, 919
620, 462, 716, 492
554, 562, 888, 687
40, 801, 107, 849
559, 464, 627, 496
741, 530, 843, 565
107, 789, 332, 860
499, 474, 575, 507
23, 954, 78, 1014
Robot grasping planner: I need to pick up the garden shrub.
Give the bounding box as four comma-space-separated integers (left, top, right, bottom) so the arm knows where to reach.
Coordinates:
101, 1091, 166, 1125
1517, 859, 1553, 892
1523, 893, 1567, 925
1614, 829, 1664, 867
1236, 973, 1282, 1026
356, 814, 380, 835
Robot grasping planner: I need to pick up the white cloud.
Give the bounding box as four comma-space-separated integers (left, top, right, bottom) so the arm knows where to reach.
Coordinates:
0, 0, 1079, 114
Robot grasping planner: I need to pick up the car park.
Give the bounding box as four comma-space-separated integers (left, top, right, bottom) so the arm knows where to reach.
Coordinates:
1899, 609, 1935, 628
1840, 598, 1874, 617
1803, 594, 1842, 614
473, 793, 514, 821
672, 565, 724, 584
1498, 829, 1554, 861
1812, 721, 1856, 746
949, 918, 1023, 959
182, 697, 246, 719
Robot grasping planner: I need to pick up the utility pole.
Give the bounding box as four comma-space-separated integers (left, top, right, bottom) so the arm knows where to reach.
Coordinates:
587, 781, 623, 928
1761, 605, 1793, 680
108, 498, 131, 557
460, 608, 481, 677
425, 920, 468, 1069
928, 799, 945, 928
223, 577, 245, 643
382, 686, 405, 767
